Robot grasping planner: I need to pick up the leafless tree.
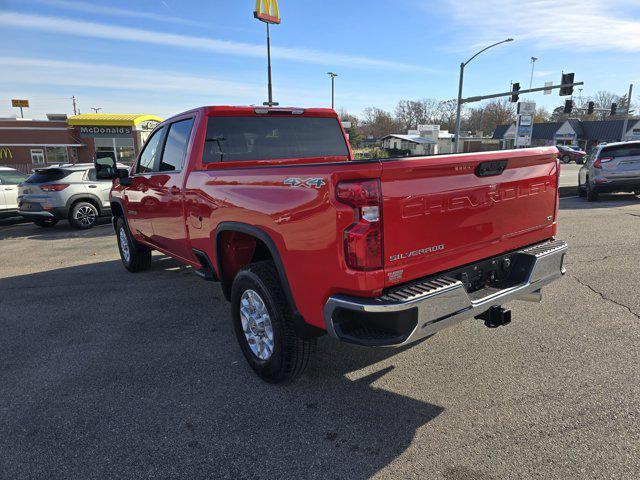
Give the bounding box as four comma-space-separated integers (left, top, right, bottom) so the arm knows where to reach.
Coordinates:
360, 107, 401, 139
394, 98, 440, 131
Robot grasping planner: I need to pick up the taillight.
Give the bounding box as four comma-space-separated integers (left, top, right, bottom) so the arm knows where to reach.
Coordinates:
336, 179, 383, 270
593, 157, 613, 169
40, 184, 69, 192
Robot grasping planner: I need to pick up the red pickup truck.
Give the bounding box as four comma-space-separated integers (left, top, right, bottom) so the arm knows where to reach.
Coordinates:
96, 106, 567, 383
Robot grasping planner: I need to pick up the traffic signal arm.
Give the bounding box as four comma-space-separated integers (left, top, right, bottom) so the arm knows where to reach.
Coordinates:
462, 81, 584, 104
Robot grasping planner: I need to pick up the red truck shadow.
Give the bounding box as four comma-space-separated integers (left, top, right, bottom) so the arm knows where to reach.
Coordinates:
1, 257, 446, 479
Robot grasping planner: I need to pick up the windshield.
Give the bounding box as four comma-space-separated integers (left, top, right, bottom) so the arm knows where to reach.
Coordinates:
202, 116, 349, 163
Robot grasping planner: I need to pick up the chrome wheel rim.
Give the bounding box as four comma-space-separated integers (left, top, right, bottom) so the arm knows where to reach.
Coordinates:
75, 205, 96, 226
240, 289, 274, 361
119, 227, 131, 263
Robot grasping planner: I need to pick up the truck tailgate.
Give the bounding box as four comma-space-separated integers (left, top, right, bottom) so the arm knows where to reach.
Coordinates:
380, 147, 559, 286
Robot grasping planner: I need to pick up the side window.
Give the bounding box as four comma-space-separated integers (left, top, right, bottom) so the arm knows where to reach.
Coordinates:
160, 118, 195, 172
137, 127, 165, 174
86, 168, 97, 182
0, 171, 27, 185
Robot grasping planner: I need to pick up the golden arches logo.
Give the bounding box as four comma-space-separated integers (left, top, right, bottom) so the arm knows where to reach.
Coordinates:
0, 147, 12, 160
254, 0, 280, 24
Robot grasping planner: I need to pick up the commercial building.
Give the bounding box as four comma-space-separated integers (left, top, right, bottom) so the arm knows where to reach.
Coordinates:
381, 125, 456, 156
0, 113, 162, 173
493, 118, 640, 151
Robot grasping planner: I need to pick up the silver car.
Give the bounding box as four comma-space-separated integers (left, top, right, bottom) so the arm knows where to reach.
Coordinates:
18, 163, 114, 228
578, 141, 640, 201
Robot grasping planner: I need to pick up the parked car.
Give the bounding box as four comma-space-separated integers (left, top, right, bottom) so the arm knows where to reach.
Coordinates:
18, 163, 116, 228
556, 145, 586, 164
97, 106, 567, 383
578, 141, 640, 201
0, 166, 28, 219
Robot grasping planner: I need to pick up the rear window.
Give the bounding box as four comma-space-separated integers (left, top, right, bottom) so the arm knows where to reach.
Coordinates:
202, 116, 349, 163
601, 144, 640, 158
25, 168, 72, 184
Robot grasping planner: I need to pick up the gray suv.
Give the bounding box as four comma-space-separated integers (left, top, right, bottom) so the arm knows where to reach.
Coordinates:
578, 141, 640, 201
18, 163, 115, 228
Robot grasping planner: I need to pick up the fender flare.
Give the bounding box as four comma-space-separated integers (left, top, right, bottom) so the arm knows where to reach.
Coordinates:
109, 197, 126, 232
65, 193, 107, 215
214, 221, 323, 338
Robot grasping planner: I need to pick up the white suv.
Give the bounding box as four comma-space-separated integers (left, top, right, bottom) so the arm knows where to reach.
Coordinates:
0, 166, 28, 219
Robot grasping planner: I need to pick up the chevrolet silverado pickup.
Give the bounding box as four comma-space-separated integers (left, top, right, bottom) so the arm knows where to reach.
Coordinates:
95, 106, 567, 383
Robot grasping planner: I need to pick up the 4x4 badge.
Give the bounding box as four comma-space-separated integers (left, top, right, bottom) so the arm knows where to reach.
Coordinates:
284, 178, 326, 189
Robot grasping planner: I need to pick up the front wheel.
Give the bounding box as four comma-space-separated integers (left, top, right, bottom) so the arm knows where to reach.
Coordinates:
231, 261, 315, 383
562, 155, 571, 164
116, 216, 152, 272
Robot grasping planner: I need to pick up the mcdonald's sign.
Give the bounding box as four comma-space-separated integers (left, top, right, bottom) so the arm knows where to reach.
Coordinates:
0, 147, 13, 160
254, 0, 280, 24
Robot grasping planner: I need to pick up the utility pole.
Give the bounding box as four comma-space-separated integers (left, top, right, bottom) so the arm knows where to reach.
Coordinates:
621, 83, 633, 142
265, 23, 275, 106
529, 56, 538, 89
454, 38, 514, 153
71, 96, 77, 115
327, 72, 338, 109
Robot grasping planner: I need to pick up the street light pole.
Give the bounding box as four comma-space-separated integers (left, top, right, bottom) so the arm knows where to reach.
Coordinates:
621, 83, 633, 142
327, 72, 338, 109
453, 38, 514, 153
529, 56, 538, 89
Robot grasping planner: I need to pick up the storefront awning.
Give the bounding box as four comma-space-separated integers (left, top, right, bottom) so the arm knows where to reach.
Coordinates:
67, 114, 163, 127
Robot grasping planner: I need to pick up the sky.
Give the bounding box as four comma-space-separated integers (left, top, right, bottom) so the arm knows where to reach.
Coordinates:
1, 0, 639, 120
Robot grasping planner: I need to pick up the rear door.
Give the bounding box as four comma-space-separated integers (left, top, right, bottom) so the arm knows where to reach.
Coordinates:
599, 143, 640, 180
380, 148, 559, 285
0, 170, 27, 210
83, 168, 111, 210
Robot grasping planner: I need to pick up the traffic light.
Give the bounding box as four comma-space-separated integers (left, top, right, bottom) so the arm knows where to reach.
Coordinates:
610, 103, 617, 116
559, 72, 574, 96
510, 83, 520, 103
564, 99, 573, 114
587, 101, 595, 115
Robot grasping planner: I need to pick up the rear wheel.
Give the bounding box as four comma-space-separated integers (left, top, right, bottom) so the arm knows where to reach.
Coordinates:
586, 178, 599, 202
69, 201, 98, 229
116, 216, 151, 272
33, 218, 58, 228
231, 261, 315, 383
561, 155, 571, 164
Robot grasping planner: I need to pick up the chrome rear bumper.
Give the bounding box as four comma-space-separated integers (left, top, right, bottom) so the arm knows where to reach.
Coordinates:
324, 239, 567, 347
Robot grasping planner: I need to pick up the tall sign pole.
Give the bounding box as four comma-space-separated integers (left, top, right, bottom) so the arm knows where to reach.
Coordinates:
254, 0, 281, 107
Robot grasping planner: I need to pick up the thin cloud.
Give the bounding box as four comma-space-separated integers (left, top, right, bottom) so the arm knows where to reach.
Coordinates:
27, 0, 208, 27
442, 0, 640, 52
0, 11, 431, 72
0, 56, 266, 97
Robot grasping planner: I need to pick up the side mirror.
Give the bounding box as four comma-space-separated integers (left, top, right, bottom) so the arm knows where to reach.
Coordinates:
95, 156, 119, 180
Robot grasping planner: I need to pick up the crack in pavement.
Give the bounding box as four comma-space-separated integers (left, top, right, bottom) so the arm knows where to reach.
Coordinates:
570, 274, 640, 320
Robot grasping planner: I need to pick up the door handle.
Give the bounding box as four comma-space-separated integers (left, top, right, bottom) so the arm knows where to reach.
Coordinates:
88, 185, 97, 188
170, 186, 181, 195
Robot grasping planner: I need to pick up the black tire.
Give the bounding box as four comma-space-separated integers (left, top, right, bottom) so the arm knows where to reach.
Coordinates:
231, 260, 315, 383
578, 182, 586, 197
69, 201, 99, 229
586, 178, 598, 202
33, 218, 58, 228
115, 216, 152, 272
561, 155, 571, 164
576, 158, 584, 165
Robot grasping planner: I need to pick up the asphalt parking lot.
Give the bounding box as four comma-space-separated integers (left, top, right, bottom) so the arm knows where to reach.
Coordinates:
1, 196, 639, 480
